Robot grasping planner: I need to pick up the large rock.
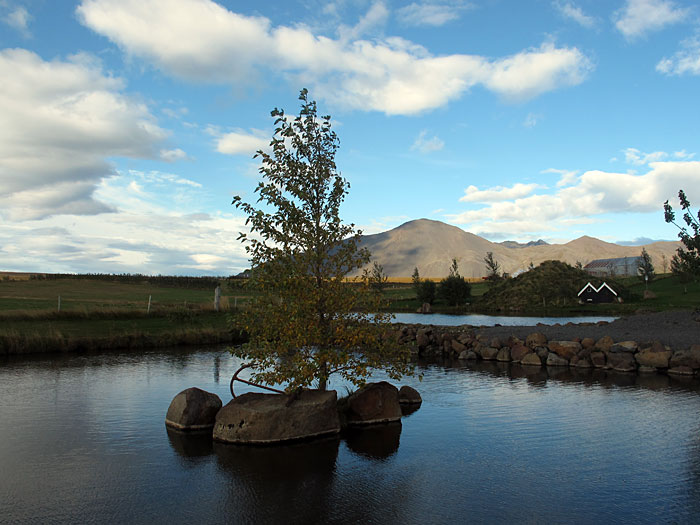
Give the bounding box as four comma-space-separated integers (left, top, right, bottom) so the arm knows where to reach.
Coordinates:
595, 336, 615, 353
344, 381, 402, 426
546, 352, 569, 367
213, 390, 340, 444
481, 347, 500, 361
608, 352, 637, 372
165, 387, 222, 431
548, 341, 581, 360
610, 341, 638, 353
526, 332, 547, 348
496, 347, 511, 362
510, 344, 531, 363
451, 339, 467, 354
669, 345, 700, 369
590, 351, 606, 368
521, 353, 542, 366
635, 342, 672, 368
398, 385, 422, 405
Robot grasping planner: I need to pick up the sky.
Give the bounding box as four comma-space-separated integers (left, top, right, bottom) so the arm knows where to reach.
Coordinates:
1, 0, 699, 276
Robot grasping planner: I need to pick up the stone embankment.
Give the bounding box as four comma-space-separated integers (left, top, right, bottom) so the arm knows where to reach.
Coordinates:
396, 322, 700, 377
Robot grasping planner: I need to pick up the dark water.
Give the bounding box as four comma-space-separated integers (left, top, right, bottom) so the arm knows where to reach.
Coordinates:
392, 312, 618, 326
2, 348, 700, 524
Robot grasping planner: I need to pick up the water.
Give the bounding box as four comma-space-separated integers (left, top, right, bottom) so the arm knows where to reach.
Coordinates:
2, 347, 700, 524
392, 312, 618, 326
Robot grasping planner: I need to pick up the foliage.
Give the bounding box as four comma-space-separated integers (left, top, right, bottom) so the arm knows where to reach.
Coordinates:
365, 262, 388, 292
438, 258, 471, 306
411, 267, 421, 295
483, 251, 502, 284
637, 248, 655, 282
231, 89, 411, 392
664, 189, 700, 280
417, 279, 437, 304
477, 260, 629, 310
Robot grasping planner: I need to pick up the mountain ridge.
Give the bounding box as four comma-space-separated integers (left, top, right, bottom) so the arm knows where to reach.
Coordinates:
356, 219, 681, 278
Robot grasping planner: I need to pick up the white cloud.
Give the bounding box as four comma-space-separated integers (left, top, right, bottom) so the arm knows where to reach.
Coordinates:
553, 1, 596, 28
448, 160, 700, 235
523, 112, 541, 128
622, 147, 694, 165
0, 171, 250, 275
397, 2, 474, 27
77, 0, 593, 115
657, 36, 700, 75
338, 2, 389, 41
160, 148, 189, 161
459, 183, 540, 202
613, 0, 690, 40
2, 5, 31, 35
215, 129, 270, 156
411, 130, 444, 153
542, 168, 579, 187
0, 49, 169, 221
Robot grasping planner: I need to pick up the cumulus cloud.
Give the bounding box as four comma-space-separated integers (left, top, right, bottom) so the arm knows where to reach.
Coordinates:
613, 0, 690, 40
214, 129, 270, 156
542, 168, 579, 187
0, 170, 249, 275
623, 147, 692, 165
459, 183, 540, 202
657, 36, 700, 75
0, 49, 169, 220
448, 160, 700, 235
77, 0, 593, 115
411, 130, 444, 153
2, 5, 31, 35
160, 148, 189, 161
397, 1, 474, 27
553, 1, 596, 28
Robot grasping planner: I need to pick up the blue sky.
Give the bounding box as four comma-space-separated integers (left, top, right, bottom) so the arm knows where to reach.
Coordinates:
1, 0, 699, 275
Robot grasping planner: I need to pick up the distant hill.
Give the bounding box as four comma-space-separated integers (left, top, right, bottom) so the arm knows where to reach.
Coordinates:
499, 239, 549, 249
355, 219, 681, 278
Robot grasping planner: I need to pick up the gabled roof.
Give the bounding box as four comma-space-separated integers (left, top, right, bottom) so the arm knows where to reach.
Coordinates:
584, 257, 642, 269
577, 282, 618, 296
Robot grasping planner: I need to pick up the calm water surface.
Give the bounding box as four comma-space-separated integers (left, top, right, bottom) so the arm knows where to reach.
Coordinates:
392, 312, 618, 326
2, 347, 700, 524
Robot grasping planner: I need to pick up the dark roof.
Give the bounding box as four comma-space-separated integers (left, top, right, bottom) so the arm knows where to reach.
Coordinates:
584, 256, 642, 269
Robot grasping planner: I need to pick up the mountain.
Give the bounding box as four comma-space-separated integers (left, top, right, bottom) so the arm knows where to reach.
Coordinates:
355, 219, 681, 278
499, 239, 549, 249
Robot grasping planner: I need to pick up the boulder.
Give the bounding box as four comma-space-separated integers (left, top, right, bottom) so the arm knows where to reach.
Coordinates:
213, 390, 340, 444
590, 351, 606, 368
165, 387, 222, 431
481, 347, 500, 361
526, 332, 547, 348
398, 385, 422, 405
668, 366, 695, 376
417, 302, 432, 314
594, 336, 615, 353
574, 357, 593, 369
521, 353, 542, 366
635, 345, 672, 368
669, 345, 700, 369
458, 350, 477, 360
546, 353, 569, 367
416, 330, 430, 349
490, 337, 503, 349
344, 381, 402, 426
581, 337, 596, 349
548, 341, 581, 360
607, 352, 637, 372
510, 344, 531, 363
610, 341, 638, 353
451, 339, 468, 354
496, 347, 511, 362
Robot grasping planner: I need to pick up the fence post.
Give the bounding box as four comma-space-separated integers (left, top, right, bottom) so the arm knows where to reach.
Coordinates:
58, 295, 61, 312
147, 295, 152, 314
214, 285, 221, 312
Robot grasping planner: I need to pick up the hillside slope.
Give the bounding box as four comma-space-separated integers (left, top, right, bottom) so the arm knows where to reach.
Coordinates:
356, 219, 681, 278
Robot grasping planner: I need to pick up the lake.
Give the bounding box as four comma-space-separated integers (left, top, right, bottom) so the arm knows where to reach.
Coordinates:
2, 347, 700, 524
392, 312, 618, 326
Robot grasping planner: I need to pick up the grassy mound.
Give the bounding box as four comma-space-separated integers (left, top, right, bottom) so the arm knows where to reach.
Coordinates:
476, 260, 631, 312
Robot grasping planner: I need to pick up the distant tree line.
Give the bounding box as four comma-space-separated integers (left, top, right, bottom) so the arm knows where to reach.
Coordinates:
30, 273, 223, 290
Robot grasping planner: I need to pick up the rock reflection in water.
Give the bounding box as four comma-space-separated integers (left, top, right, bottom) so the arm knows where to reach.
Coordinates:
344, 422, 402, 460
166, 427, 214, 457
213, 437, 340, 523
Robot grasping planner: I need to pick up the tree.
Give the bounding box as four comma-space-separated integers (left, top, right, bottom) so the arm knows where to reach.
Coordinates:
411, 267, 421, 296
417, 279, 437, 305
438, 258, 471, 306
483, 251, 502, 284
637, 248, 655, 283
661, 254, 668, 275
664, 189, 700, 279
365, 261, 388, 292
232, 89, 411, 392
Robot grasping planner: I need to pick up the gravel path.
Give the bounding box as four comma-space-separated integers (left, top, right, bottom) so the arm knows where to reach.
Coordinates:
471, 310, 700, 351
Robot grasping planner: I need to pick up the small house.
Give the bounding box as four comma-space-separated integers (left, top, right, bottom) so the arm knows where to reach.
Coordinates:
577, 282, 618, 304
